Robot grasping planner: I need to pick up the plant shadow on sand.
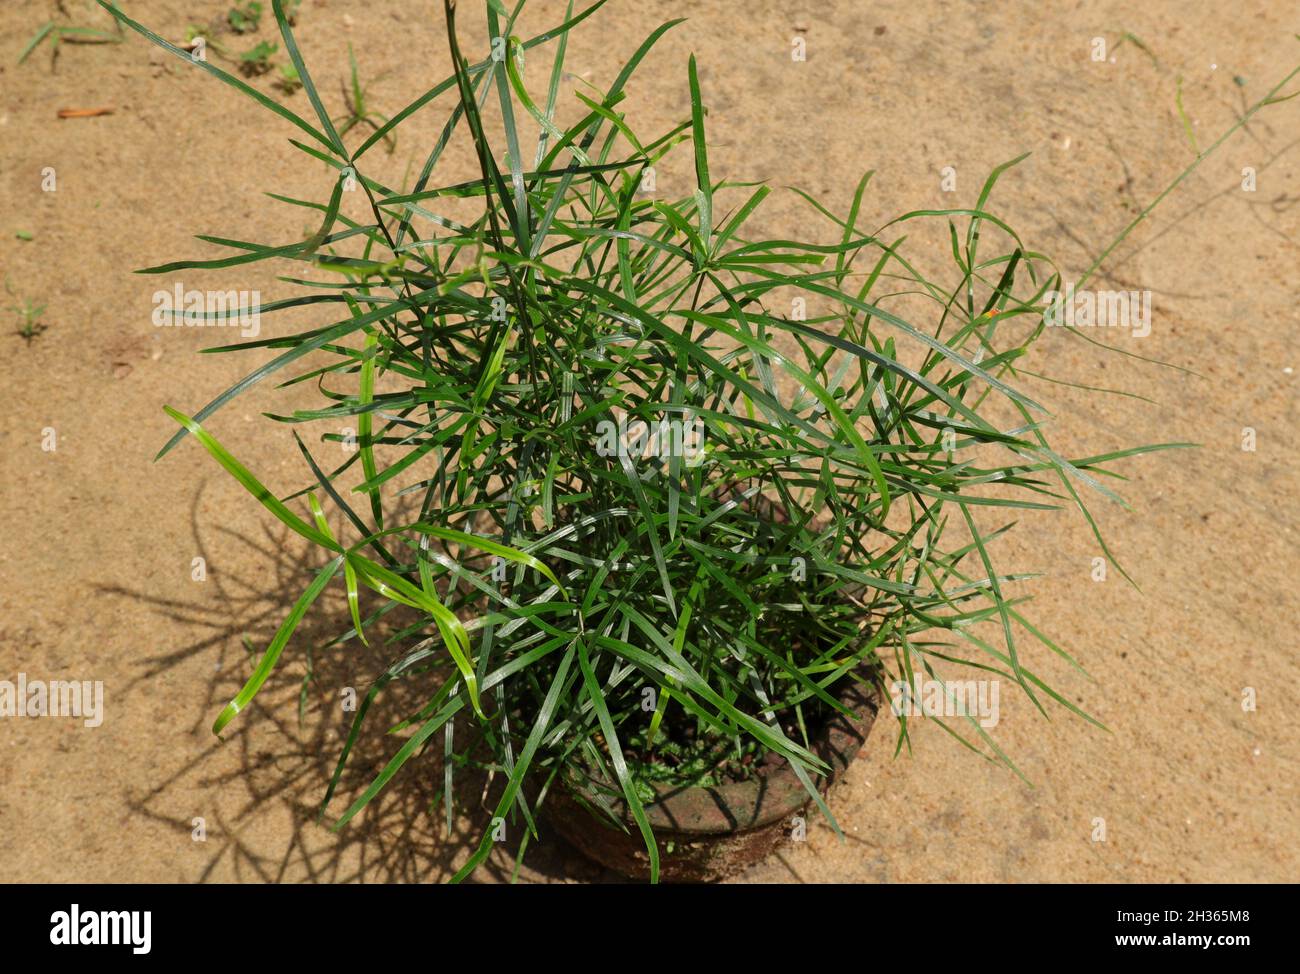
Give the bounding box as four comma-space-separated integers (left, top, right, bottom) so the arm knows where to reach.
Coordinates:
99, 481, 628, 883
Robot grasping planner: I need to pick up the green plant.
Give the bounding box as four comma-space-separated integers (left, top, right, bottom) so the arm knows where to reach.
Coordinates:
18, 15, 121, 66
275, 62, 302, 94
97, 0, 1299, 883
228, 2, 263, 35
332, 44, 397, 154
237, 38, 277, 77
7, 280, 48, 344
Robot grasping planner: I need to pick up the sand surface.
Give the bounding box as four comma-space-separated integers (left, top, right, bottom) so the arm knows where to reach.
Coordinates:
1, 0, 1297, 883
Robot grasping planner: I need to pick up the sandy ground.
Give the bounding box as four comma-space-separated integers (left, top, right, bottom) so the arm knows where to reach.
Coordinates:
1, 0, 1297, 883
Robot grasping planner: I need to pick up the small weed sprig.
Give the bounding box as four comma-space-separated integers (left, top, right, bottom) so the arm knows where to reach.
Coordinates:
228, 2, 263, 35
237, 39, 277, 77
275, 62, 303, 94
332, 45, 396, 153
18, 11, 121, 67
182, 1, 305, 90
7, 280, 48, 344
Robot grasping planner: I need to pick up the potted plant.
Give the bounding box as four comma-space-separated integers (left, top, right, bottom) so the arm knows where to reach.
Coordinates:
103, 0, 1272, 883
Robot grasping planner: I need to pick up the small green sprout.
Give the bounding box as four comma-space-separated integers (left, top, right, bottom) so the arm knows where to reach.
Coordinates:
228, 2, 263, 35
275, 63, 303, 95
332, 44, 396, 153
18, 17, 122, 67
6, 280, 48, 344
238, 40, 277, 77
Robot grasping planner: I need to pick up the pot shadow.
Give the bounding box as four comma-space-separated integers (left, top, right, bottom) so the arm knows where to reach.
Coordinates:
99, 481, 626, 884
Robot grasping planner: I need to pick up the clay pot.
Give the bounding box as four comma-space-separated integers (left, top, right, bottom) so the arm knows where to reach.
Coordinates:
544, 671, 880, 882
